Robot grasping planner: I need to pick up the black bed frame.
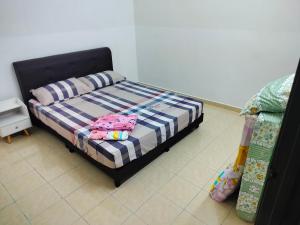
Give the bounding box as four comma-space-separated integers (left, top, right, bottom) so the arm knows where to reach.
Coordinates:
13, 47, 204, 187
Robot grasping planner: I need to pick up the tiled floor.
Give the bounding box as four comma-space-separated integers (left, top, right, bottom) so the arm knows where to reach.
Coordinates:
0, 104, 254, 225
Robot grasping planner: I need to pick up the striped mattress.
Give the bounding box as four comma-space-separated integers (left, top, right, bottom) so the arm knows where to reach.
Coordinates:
29, 80, 203, 169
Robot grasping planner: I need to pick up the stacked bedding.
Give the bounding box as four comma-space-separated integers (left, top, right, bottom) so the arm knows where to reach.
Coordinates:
209, 73, 294, 222
236, 74, 294, 222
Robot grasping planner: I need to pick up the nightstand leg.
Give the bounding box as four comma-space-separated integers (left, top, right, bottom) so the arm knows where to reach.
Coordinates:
24, 129, 30, 136
6, 136, 12, 144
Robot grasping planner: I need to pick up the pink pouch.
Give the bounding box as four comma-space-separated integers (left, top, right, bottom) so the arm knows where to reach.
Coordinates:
90, 114, 138, 131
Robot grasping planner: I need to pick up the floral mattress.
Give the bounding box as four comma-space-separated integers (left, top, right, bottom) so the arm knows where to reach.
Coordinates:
236, 112, 283, 222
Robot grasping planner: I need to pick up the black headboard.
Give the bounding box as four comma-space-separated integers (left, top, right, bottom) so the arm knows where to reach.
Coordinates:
13, 47, 113, 104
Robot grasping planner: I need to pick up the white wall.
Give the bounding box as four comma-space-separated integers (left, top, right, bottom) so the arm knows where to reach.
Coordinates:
134, 0, 300, 107
2, 1, 300, 107
0, 0, 138, 101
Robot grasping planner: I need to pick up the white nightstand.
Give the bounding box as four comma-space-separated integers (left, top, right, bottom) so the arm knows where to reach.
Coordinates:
0, 98, 32, 144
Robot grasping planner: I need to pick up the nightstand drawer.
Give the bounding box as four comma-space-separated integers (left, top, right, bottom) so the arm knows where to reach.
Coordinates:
0, 119, 31, 137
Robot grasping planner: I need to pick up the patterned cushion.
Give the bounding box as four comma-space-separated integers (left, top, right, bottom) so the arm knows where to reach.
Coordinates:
31, 78, 91, 105
241, 74, 295, 115
78, 70, 125, 91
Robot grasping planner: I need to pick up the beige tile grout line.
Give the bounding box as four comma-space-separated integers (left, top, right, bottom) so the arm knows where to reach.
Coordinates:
0, 182, 18, 215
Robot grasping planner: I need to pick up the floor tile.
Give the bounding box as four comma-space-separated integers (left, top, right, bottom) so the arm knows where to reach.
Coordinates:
160, 176, 201, 208
57, 150, 85, 167
71, 218, 89, 225
122, 214, 147, 225
222, 208, 254, 225
50, 166, 89, 197
204, 105, 239, 121
201, 111, 236, 136
84, 196, 131, 225
113, 177, 157, 212
0, 204, 29, 225
31, 200, 79, 225
172, 211, 206, 225
194, 141, 233, 171
178, 160, 216, 188
0, 149, 23, 169
0, 160, 33, 184
66, 179, 110, 216
170, 127, 215, 159
26, 151, 76, 181
18, 144, 47, 158
71, 161, 115, 189
136, 194, 182, 225
187, 191, 232, 225
10, 133, 53, 158
17, 184, 61, 220
135, 163, 175, 189
4, 170, 46, 200
0, 184, 14, 210
153, 149, 194, 174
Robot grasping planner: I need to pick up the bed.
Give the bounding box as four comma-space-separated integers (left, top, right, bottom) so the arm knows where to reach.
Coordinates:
13, 47, 204, 187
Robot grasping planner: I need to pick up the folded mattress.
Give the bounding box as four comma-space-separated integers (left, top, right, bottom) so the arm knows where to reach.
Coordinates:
29, 80, 203, 169
236, 112, 283, 222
